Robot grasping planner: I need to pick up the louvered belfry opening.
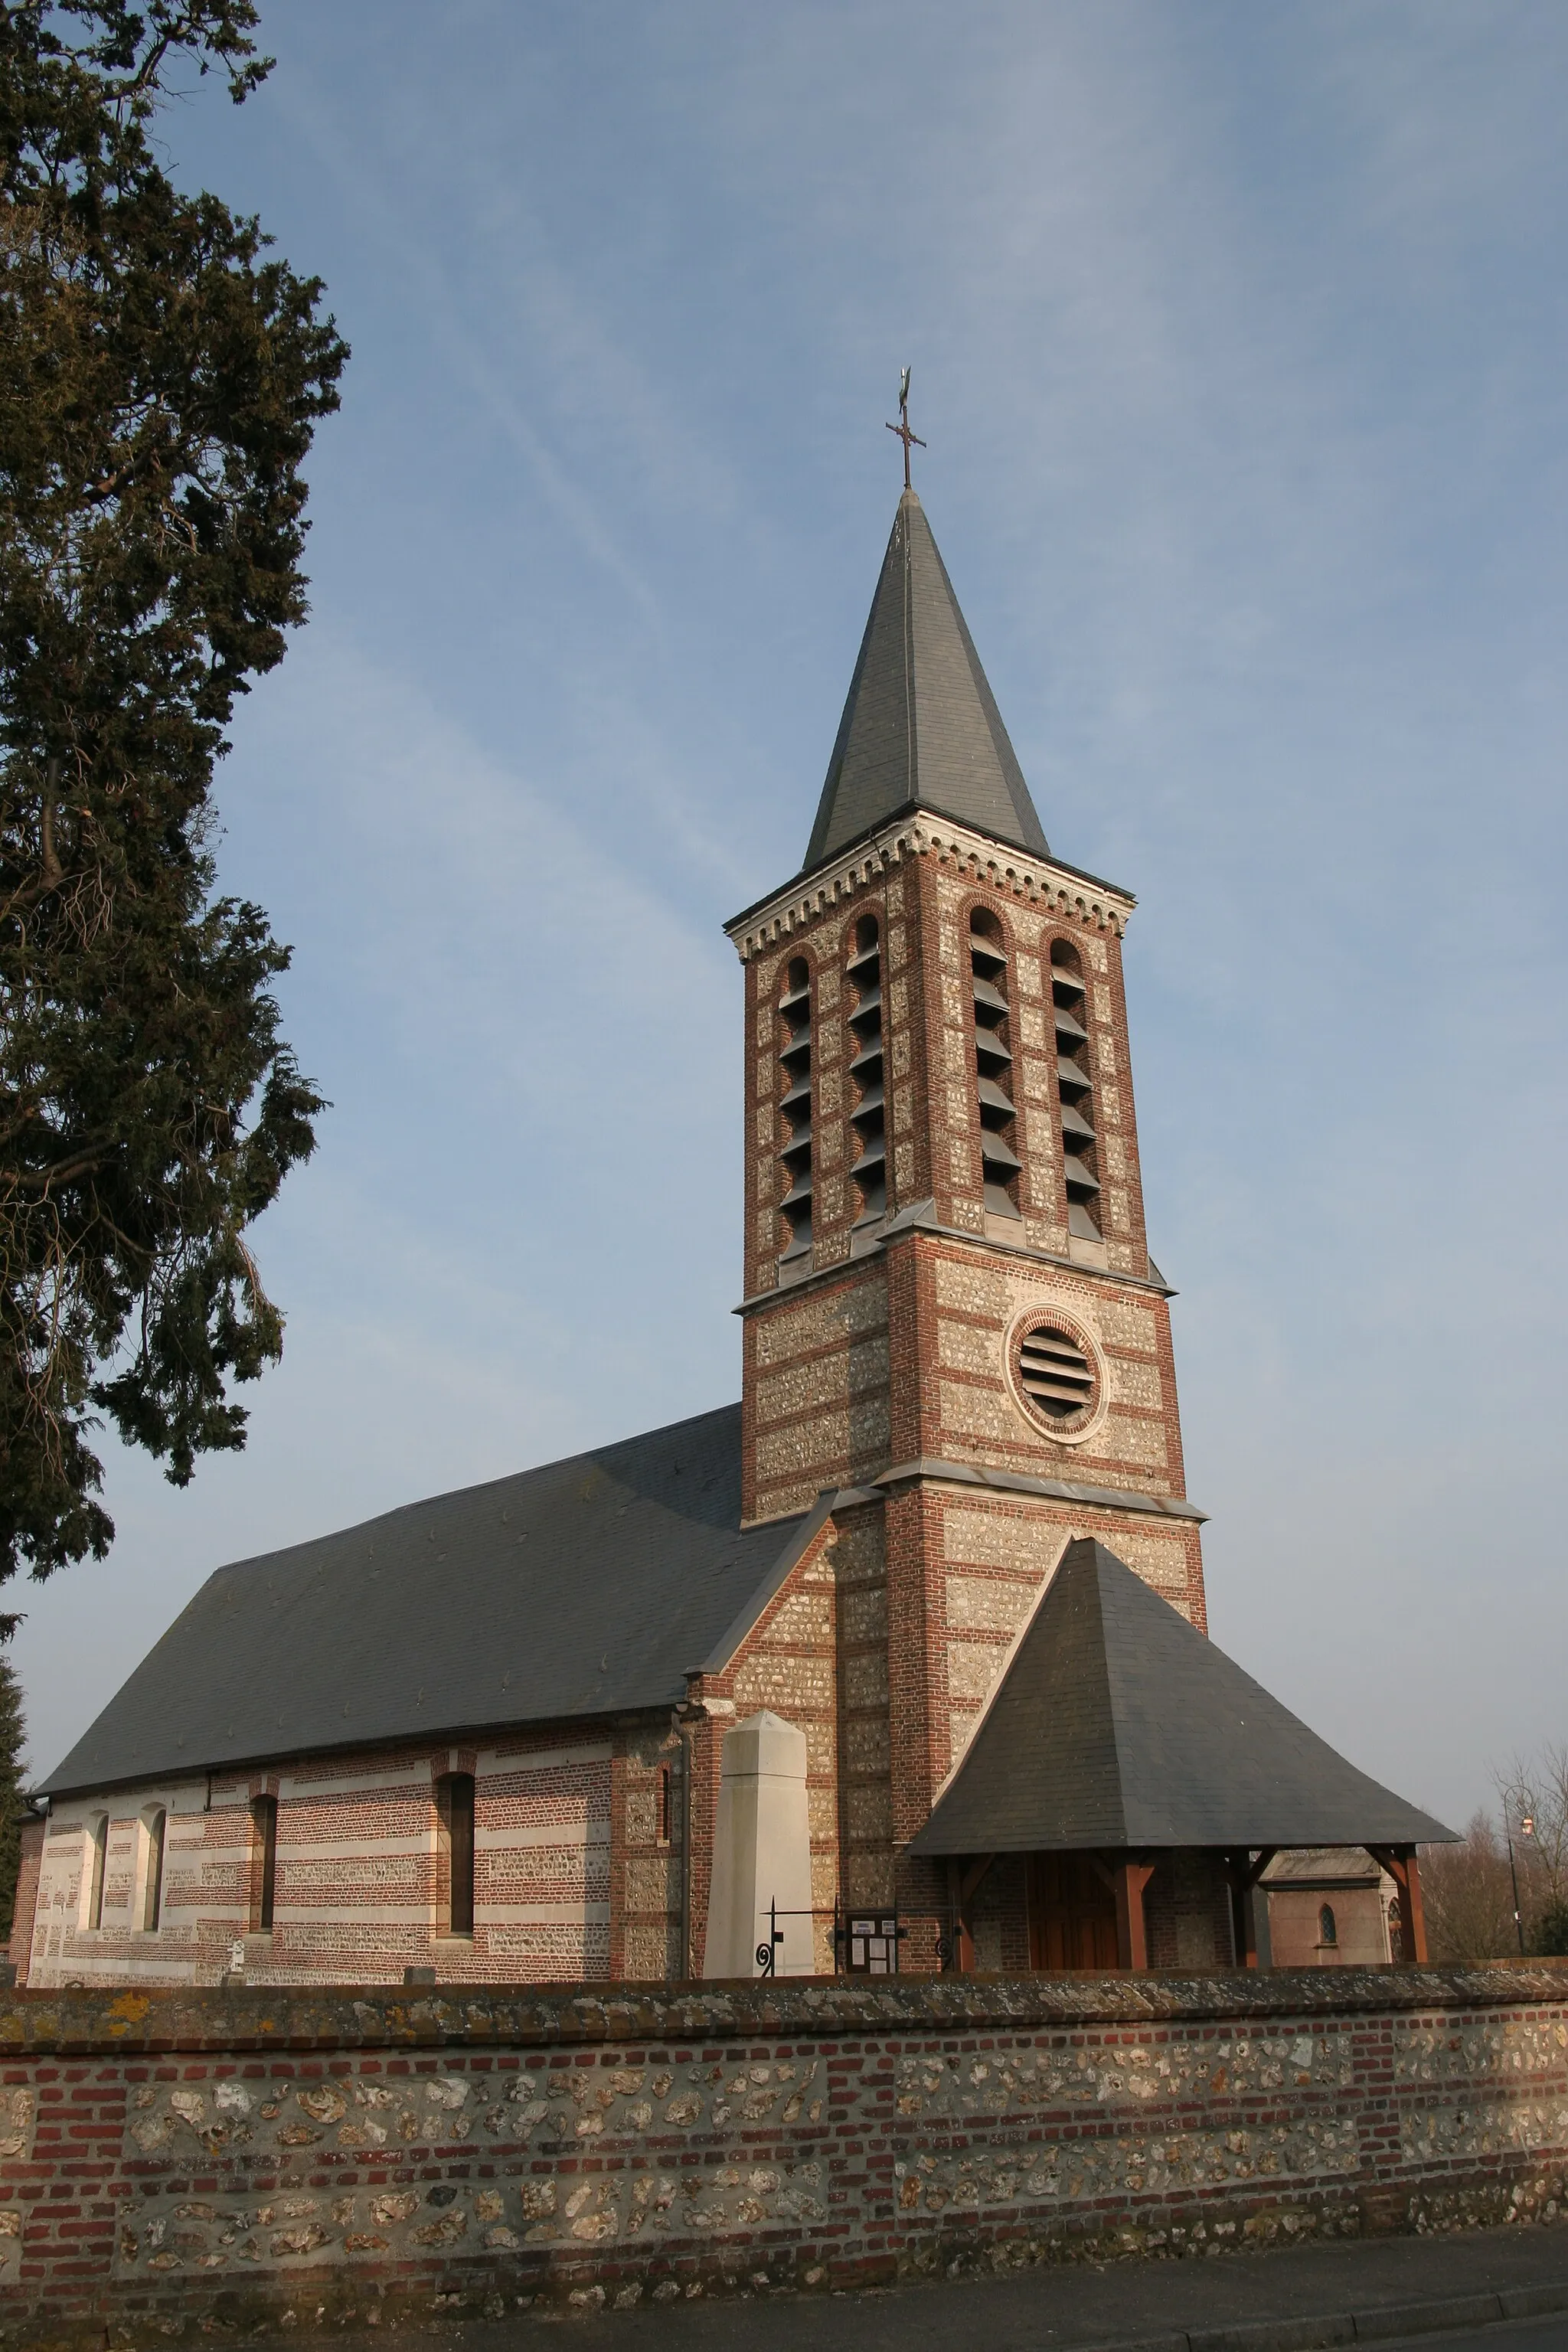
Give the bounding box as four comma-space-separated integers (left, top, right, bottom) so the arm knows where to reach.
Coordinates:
971, 911, 1021, 1219
847, 917, 886, 1227
1050, 941, 1101, 1242
1017, 1320, 1096, 1423
777, 956, 814, 1266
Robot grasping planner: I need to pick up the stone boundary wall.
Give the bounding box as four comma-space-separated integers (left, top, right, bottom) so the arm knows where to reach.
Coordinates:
1, 1966, 1566, 2345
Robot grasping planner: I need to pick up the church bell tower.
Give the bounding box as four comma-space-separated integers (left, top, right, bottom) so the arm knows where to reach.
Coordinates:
724, 459, 1208, 1944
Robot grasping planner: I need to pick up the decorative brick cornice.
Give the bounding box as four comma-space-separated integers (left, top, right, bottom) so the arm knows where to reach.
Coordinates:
724, 812, 1136, 962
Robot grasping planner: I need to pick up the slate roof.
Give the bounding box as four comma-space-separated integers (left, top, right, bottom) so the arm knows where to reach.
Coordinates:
907, 1540, 1455, 1856
802, 490, 1051, 876
41, 1406, 805, 1798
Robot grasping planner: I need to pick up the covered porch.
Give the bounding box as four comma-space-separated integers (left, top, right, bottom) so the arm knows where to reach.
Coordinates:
909, 1540, 1450, 1974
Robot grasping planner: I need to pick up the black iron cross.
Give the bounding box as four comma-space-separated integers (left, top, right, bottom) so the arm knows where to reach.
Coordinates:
885, 368, 926, 488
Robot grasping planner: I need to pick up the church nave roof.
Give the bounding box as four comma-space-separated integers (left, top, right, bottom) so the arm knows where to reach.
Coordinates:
41, 1404, 803, 1797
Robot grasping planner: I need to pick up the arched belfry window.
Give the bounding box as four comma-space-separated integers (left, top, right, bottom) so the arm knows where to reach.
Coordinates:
1050, 942, 1101, 1240
777, 959, 813, 1266
970, 913, 1021, 1219
846, 919, 885, 1226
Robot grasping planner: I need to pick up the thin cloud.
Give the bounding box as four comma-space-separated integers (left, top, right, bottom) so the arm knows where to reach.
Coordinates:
16, 0, 1566, 1821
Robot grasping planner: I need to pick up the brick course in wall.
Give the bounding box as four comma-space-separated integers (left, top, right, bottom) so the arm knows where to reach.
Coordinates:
0, 1968, 1565, 2344
18, 1736, 655, 1996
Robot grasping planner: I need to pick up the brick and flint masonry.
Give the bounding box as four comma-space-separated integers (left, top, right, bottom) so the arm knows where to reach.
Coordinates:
0, 1969, 1566, 2338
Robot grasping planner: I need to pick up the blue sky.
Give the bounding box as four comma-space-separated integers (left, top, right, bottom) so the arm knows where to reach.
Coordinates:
14, 0, 1567, 1831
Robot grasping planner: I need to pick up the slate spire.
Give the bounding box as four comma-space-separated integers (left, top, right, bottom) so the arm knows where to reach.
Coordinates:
802, 489, 1050, 876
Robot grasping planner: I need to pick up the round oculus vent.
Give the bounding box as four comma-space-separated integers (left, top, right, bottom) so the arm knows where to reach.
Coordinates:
1015, 1322, 1096, 1424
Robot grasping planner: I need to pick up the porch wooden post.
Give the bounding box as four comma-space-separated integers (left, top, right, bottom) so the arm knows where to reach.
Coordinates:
1223, 1847, 1277, 1970
1367, 1844, 1429, 1965
1112, 1859, 1155, 1971
1401, 1847, 1429, 1964
946, 1859, 971, 1973
946, 1855, 996, 1973
1230, 1858, 1256, 1968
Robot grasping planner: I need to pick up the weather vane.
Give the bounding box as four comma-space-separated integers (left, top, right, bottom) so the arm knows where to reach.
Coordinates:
885, 367, 926, 490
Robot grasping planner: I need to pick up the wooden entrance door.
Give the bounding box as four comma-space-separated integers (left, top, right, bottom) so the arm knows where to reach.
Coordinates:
1027, 1853, 1121, 1970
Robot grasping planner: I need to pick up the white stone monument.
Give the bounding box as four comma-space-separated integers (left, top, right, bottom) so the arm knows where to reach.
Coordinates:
701, 1710, 815, 1978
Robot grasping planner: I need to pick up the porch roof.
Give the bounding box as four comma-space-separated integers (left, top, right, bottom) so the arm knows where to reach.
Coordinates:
906, 1540, 1454, 1857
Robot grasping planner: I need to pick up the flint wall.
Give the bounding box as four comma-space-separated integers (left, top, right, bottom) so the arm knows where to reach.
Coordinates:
1, 1966, 1566, 2345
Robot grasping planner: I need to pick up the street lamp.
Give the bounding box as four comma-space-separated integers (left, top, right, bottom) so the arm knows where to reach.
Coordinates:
1507, 1813, 1536, 1957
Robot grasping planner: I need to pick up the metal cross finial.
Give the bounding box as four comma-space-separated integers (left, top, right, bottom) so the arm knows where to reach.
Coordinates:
885, 367, 926, 489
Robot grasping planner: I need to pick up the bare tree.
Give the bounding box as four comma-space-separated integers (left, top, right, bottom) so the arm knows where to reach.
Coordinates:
1495, 1745, 1568, 1955
1423, 1812, 1517, 1962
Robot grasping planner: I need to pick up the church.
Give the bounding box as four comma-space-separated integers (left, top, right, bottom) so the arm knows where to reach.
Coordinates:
12, 453, 1449, 1991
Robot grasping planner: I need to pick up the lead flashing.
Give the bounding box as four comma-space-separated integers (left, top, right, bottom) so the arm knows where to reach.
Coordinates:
734, 1207, 1175, 1317
872, 1458, 1207, 1523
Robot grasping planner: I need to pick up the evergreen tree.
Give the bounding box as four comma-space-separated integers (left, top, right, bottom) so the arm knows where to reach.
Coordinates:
1534, 1900, 1568, 1958
0, 1653, 25, 1939
0, 4, 348, 1622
